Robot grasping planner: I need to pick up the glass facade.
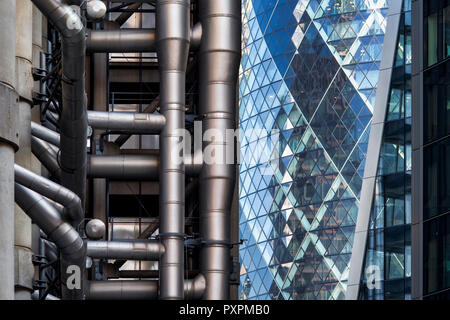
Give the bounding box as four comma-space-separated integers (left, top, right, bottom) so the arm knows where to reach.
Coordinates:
422, 0, 450, 300
360, 0, 412, 300
239, 0, 390, 300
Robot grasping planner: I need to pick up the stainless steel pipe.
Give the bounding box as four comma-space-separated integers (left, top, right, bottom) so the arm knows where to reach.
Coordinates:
14, 164, 83, 224
86, 23, 201, 53
87, 280, 158, 300
31, 122, 60, 147
32, 0, 88, 208
87, 154, 201, 180
31, 136, 61, 179
87, 274, 206, 300
198, 0, 241, 300
156, 0, 190, 300
87, 240, 164, 261
87, 111, 166, 133
15, 183, 86, 300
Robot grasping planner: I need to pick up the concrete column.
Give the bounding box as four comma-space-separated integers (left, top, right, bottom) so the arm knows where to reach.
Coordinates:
0, 0, 19, 300
14, 0, 36, 300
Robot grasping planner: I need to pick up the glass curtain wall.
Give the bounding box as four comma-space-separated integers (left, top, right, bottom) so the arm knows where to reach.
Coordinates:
359, 0, 412, 300
422, 0, 450, 300
239, 0, 389, 300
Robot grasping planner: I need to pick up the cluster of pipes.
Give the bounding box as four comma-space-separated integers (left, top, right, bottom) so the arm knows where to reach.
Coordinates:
0, 0, 240, 300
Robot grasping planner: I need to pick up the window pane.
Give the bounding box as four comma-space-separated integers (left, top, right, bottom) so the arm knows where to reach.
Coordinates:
444, 6, 450, 58
428, 14, 438, 66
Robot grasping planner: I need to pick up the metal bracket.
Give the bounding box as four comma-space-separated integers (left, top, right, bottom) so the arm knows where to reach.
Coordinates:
32, 279, 46, 291
32, 254, 47, 267
32, 67, 47, 81
32, 91, 48, 106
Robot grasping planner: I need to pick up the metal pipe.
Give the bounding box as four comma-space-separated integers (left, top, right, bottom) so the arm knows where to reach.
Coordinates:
14, 183, 84, 260
14, 164, 83, 224
87, 274, 206, 300
87, 111, 166, 133
87, 154, 201, 180
31, 136, 61, 179
156, 0, 190, 300
87, 280, 158, 300
32, 0, 88, 208
198, 0, 241, 299
86, 23, 201, 53
31, 122, 60, 147
14, 183, 86, 300
87, 240, 164, 260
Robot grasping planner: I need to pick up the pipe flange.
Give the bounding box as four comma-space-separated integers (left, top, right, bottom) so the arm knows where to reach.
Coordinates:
200, 240, 233, 248
0, 85, 19, 151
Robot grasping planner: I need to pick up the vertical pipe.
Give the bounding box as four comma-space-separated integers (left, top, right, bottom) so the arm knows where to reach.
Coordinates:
14, 0, 35, 300
156, 0, 190, 300
198, 0, 241, 300
0, 0, 18, 301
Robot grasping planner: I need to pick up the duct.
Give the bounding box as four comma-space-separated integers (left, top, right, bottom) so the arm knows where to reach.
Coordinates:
198, 0, 241, 299
86, 23, 201, 53
86, 240, 164, 260
32, 0, 88, 207
86, 274, 205, 300
31, 136, 62, 179
87, 111, 166, 133
14, 164, 83, 225
31, 122, 60, 147
14, 183, 86, 300
156, 0, 190, 300
87, 154, 202, 180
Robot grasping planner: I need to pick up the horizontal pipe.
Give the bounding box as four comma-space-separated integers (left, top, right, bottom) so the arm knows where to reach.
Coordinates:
14, 164, 83, 224
87, 111, 166, 133
87, 154, 202, 180
87, 280, 158, 300
86, 23, 202, 53
86, 274, 205, 300
31, 122, 60, 147
108, 270, 199, 279
87, 240, 164, 260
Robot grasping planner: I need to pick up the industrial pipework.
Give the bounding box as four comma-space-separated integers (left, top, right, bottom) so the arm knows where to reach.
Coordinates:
156, 0, 190, 300
198, 0, 241, 299
0, 0, 241, 301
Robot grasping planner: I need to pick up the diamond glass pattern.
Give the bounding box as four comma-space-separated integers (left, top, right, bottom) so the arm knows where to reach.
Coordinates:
239, 0, 389, 300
